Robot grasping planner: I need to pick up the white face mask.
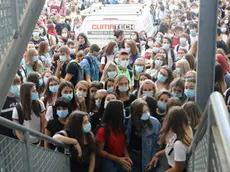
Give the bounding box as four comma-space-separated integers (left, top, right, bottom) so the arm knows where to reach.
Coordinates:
76, 91, 87, 98
119, 60, 129, 68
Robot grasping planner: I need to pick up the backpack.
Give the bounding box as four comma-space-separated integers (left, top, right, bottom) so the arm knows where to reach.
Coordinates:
65, 60, 84, 83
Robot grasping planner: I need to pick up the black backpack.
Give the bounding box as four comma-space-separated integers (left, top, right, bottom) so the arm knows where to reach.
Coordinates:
65, 60, 84, 84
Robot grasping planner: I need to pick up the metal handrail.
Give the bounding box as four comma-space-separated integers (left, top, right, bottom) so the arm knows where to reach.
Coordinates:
0, 116, 65, 148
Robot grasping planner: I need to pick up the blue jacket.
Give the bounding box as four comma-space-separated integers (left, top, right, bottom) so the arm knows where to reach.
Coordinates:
125, 116, 161, 172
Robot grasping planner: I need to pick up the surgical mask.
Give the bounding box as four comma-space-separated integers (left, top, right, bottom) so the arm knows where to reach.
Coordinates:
33, 32, 39, 37
155, 37, 161, 43
190, 29, 196, 36
172, 92, 183, 98
131, 35, 137, 40
49, 85, 59, 93
33, 56, 38, 62
43, 77, 49, 85
10, 85, 20, 97
141, 112, 150, 121
39, 79, 43, 86
125, 47, 131, 53
56, 110, 69, 118
143, 91, 153, 97
59, 42, 64, 47
221, 27, 227, 33
31, 92, 39, 101
148, 41, 154, 47
163, 43, 170, 50
108, 71, 117, 78
83, 123, 91, 133
76, 91, 87, 98
104, 101, 108, 109
120, 60, 129, 68
113, 47, 119, 54
62, 33, 68, 37
115, 58, 120, 65
157, 73, 167, 82
60, 55, 67, 63
184, 89, 195, 98
62, 93, 73, 101
107, 87, 113, 92
155, 59, 163, 67
153, 47, 159, 53
135, 65, 144, 73
40, 30, 44, 35
118, 86, 129, 92
162, 54, 167, 58
175, 68, 182, 75
180, 38, 186, 45
225, 20, 229, 24
95, 99, 101, 108
157, 101, 167, 111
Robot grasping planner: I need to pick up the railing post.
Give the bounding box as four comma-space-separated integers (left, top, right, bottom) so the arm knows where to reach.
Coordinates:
64, 147, 71, 172
22, 131, 33, 172
10, 0, 19, 32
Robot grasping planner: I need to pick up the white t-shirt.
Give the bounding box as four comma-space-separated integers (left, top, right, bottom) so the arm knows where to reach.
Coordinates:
45, 105, 54, 121
165, 133, 189, 167
12, 100, 45, 144
100, 54, 115, 65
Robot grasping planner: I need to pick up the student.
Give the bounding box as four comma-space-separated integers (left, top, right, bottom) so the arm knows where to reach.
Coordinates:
162, 37, 176, 69
42, 70, 53, 86
170, 78, 188, 104
184, 77, 196, 101
100, 62, 118, 82
53, 111, 95, 172
75, 80, 90, 112
27, 72, 44, 96
183, 102, 202, 134
41, 76, 60, 109
174, 33, 190, 53
12, 82, 46, 144
0, 75, 21, 138
75, 33, 91, 52
114, 75, 132, 109
81, 44, 101, 83
137, 79, 157, 98
97, 100, 132, 172
45, 97, 72, 148
114, 30, 125, 50
126, 98, 161, 172
184, 54, 196, 70
146, 106, 193, 172
155, 67, 174, 92
30, 27, 45, 49
56, 45, 81, 86
104, 78, 115, 92
125, 40, 140, 67
175, 59, 191, 78
133, 58, 146, 89
24, 48, 44, 75
38, 41, 52, 69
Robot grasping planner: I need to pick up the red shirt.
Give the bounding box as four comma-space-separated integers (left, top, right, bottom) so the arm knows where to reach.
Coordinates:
172, 36, 180, 49
97, 126, 125, 157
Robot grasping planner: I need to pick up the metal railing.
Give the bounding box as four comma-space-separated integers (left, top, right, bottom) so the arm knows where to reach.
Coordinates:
0, 116, 71, 172
187, 92, 230, 172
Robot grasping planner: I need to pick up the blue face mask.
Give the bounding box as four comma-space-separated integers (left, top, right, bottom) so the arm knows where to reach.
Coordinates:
39, 79, 43, 87
155, 37, 161, 43
131, 35, 137, 41
141, 112, 150, 121
60, 55, 67, 63
190, 29, 196, 36
221, 27, 227, 33
95, 99, 102, 108
31, 92, 39, 101
56, 110, 69, 118
33, 56, 38, 62
108, 71, 117, 78
180, 38, 186, 45
125, 47, 131, 53
113, 47, 119, 54
107, 87, 113, 92
172, 92, 183, 98
143, 91, 153, 97
157, 73, 167, 82
62, 93, 73, 101
157, 101, 167, 111
49, 85, 59, 93
184, 89, 195, 98
33, 32, 39, 37
163, 43, 170, 50
135, 65, 144, 73
175, 68, 182, 76
83, 123, 91, 133
153, 47, 159, 53
43, 77, 49, 85
155, 59, 163, 67
115, 58, 120, 65
10, 85, 20, 97
118, 86, 129, 92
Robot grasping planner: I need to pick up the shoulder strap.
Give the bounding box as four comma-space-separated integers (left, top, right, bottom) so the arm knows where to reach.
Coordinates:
176, 45, 180, 52
84, 56, 92, 67
171, 48, 175, 62
16, 104, 24, 125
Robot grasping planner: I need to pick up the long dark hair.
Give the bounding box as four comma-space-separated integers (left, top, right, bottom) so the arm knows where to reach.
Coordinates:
57, 81, 78, 110
102, 100, 124, 135
20, 82, 41, 120
27, 72, 44, 95
77, 33, 90, 47
65, 111, 95, 151
130, 99, 152, 132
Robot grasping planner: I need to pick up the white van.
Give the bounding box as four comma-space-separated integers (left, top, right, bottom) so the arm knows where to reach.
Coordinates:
80, 4, 156, 48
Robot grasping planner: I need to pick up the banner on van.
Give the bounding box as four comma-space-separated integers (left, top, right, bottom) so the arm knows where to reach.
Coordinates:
91, 24, 135, 30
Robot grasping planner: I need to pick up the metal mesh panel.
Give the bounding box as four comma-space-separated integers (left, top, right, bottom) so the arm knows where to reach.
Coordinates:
31, 144, 69, 172
0, 134, 24, 172
0, 0, 28, 61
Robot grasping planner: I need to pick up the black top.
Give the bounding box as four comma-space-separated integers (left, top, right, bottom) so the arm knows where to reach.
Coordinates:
30, 38, 45, 49
129, 125, 142, 151
46, 119, 64, 137
217, 40, 228, 54
0, 96, 18, 138
61, 61, 79, 86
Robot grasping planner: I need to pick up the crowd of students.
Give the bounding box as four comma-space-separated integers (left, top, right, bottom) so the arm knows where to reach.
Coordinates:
2, 0, 230, 171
